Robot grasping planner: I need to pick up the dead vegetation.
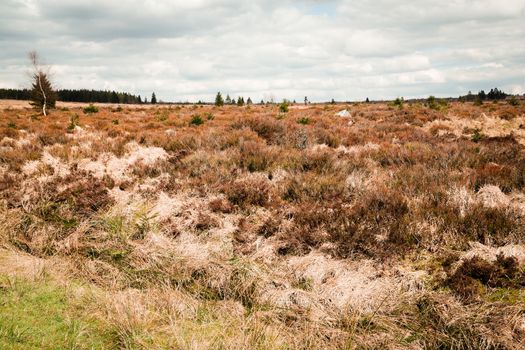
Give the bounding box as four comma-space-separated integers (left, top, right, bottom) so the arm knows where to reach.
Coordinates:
1, 100, 525, 349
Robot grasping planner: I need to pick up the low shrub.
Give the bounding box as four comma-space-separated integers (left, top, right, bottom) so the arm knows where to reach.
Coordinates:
297, 117, 309, 125
471, 128, 484, 142
508, 96, 519, 106
46, 171, 114, 218
83, 104, 99, 114
238, 140, 273, 172
389, 97, 404, 108
459, 205, 521, 245
233, 116, 285, 145
447, 254, 525, 299
208, 198, 233, 213
189, 114, 204, 126
67, 114, 79, 131
471, 163, 522, 193
225, 177, 271, 208
279, 100, 290, 113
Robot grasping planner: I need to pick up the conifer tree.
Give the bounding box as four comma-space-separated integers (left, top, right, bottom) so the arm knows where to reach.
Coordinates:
28, 51, 56, 116
215, 92, 224, 106
151, 92, 157, 104
110, 91, 119, 103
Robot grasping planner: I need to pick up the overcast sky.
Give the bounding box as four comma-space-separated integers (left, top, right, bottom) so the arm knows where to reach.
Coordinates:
1, 0, 524, 102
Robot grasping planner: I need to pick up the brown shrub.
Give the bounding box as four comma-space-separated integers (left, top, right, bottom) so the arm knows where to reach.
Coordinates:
278, 188, 414, 258
471, 163, 523, 193
225, 177, 272, 208
208, 198, 234, 213
238, 140, 274, 172
50, 172, 113, 217
0, 173, 22, 207
447, 254, 525, 300
257, 216, 282, 238
332, 188, 414, 256
233, 217, 258, 255
282, 173, 347, 203
459, 205, 522, 245
232, 115, 286, 145
193, 212, 219, 231
314, 127, 340, 148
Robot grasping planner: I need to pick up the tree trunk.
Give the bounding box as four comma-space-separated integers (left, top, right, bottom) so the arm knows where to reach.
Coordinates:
37, 72, 47, 116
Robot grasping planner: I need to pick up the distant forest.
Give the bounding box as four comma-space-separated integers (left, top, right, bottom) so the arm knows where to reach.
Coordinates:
0, 88, 143, 104
458, 87, 508, 102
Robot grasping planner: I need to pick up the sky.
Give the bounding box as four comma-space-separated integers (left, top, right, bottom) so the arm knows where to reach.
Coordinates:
1, 0, 524, 102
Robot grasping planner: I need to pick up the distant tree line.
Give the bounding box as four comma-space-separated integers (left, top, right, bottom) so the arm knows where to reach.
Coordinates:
216, 92, 254, 106
0, 88, 143, 104
459, 87, 508, 102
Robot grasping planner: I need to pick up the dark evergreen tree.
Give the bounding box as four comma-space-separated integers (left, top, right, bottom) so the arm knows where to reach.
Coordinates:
478, 90, 486, 100
151, 92, 157, 104
215, 92, 224, 106
110, 91, 119, 103
487, 88, 506, 100
246, 97, 253, 105
28, 51, 56, 116
30, 71, 56, 115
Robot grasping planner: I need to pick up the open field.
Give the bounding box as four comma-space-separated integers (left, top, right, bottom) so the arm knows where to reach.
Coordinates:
1, 99, 525, 349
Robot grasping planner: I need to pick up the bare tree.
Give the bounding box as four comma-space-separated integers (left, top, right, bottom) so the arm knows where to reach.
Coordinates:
28, 51, 56, 116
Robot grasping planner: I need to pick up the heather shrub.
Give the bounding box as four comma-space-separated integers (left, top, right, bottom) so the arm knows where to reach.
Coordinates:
208, 198, 234, 213
471, 163, 522, 193
43, 171, 113, 218
280, 188, 414, 258
238, 140, 273, 172
233, 116, 285, 145
313, 127, 340, 148
458, 205, 522, 245
447, 254, 525, 300
225, 176, 272, 208
282, 173, 347, 202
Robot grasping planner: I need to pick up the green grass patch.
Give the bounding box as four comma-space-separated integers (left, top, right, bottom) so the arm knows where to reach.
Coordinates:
0, 275, 112, 350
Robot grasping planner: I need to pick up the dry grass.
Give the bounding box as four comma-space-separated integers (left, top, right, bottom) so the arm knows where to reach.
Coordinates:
1, 100, 525, 348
